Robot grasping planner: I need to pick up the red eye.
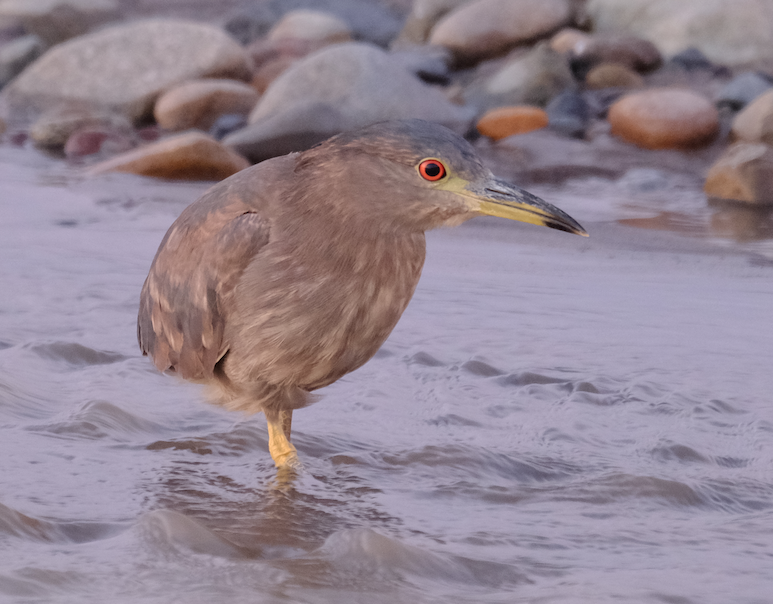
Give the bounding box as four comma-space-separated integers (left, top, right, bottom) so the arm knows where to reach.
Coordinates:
418, 159, 446, 181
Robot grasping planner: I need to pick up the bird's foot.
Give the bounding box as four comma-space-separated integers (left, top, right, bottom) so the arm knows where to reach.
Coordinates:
267, 418, 302, 469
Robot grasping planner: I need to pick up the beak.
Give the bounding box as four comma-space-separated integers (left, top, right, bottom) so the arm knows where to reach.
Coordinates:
466, 178, 588, 237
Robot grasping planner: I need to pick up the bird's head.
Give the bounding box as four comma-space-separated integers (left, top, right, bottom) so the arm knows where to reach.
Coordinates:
296, 119, 587, 236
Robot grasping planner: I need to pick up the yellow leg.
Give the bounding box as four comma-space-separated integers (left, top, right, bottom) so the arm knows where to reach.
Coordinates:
267, 409, 299, 469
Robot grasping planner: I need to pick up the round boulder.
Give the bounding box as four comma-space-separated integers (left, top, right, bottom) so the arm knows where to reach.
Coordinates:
704, 142, 773, 205
0, 19, 249, 125
88, 131, 250, 180
429, 0, 573, 64
477, 105, 548, 140
608, 88, 719, 150
154, 79, 259, 132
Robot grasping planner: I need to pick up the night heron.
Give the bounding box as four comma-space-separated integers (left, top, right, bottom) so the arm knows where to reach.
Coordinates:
138, 119, 586, 468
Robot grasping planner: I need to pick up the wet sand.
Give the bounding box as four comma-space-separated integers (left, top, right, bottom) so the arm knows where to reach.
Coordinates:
1, 144, 772, 603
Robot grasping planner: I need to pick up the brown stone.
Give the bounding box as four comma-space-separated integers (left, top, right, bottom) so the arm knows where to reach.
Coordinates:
154, 79, 259, 132
574, 35, 662, 73
429, 0, 573, 64
549, 27, 591, 55
608, 88, 719, 150
477, 106, 548, 140
730, 89, 773, 145
585, 62, 644, 89
88, 131, 250, 180
704, 142, 773, 205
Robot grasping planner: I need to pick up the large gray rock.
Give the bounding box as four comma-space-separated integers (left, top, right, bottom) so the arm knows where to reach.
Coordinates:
429, 0, 574, 64
227, 43, 474, 163
586, 0, 773, 67
465, 44, 575, 112
0, 19, 249, 125
0, 0, 119, 46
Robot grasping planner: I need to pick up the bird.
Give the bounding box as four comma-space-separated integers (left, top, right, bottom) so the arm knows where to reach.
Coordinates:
137, 119, 586, 469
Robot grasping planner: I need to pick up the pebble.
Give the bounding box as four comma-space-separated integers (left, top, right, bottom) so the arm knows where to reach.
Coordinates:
154, 79, 259, 132
546, 90, 590, 138
0, 0, 119, 45
716, 72, 773, 111
393, 0, 471, 47
64, 126, 134, 157
730, 90, 773, 144
429, 0, 573, 64
569, 35, 662, 78
549, 28, 591, 55
476, 106, 549, 140
0, 19, 250, 124
608, 88, 719, 150
585, 63, 644, 89
704, 142, 773, 205
247, 37, 327, 94
0, 34, 44, 88
88, 131, 250, 180
209, 113, 247, 141
466, 44, 575, 111
267, 9, 352, 44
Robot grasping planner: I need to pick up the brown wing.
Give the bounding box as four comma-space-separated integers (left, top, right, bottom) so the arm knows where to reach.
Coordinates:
137, 177, 271, 381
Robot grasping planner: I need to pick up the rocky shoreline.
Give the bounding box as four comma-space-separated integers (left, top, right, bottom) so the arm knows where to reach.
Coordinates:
1, 0, 773, 215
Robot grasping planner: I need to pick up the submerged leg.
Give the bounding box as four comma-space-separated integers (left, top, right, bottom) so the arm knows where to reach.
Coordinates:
267, 409, 299, 468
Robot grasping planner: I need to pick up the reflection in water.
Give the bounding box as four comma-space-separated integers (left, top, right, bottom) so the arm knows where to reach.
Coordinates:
708, 200, 773, 241
1, 150, 772, 603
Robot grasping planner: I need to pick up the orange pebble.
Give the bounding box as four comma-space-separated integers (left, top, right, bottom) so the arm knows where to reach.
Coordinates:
476, 106, 549, 141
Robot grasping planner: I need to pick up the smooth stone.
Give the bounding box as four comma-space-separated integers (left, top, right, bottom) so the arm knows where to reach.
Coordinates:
569, 35, 662, 79
0, 0, 118, 45
549, 28, 591, 55
237, 42, 473, 161
0, 19, 250, 125
586, 0, 773, 67
465, 43, 575, 112
267, 9, 352, 44
704, 142, 773, 205
154, 79, 259, 132
0, 34, 43, 88
388, 46, 452, 85
585, 62, 644, 89
247, 37, 327, 94
476, 105, 548, 140
668, 47, 716, 72
209, 113, 247, 141
30, 104, 132, 148
429, 0, 573, 64
64, 126, 135, 157
392, 0, 471, 47
546, 90, 590, 138
608, 88, 719, 150
730, 90, 773, 145
718, 73, 773, 112
88, 131, 250, 180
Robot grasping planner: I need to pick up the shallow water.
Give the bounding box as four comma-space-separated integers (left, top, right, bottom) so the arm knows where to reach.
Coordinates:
1, 144, 772, 604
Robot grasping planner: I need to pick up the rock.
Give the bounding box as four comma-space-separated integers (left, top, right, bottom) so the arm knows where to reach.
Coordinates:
30, 104, 133, 148
668, 47, 716, 72
730, 90, 773, 145
229, 43, 473, 163
209, 113, 247, 141
0, 20, 250, 125
585, 63, 644, 89
392, 0, 471, 47
388, 46, 453, 85
569, 35, 662, 79
429, 0, 574, 64
608, 88, 719, 150
88, 131, 250, 180
154, 79, 259, 132
224, 0, 403, 48
0, 34, 44, 88
247, 37, 328, 94
586, 0, 773, 67
267, 9, 352, 44
0, 0, 119, 46
465, 44, 575, 112
716, 72, 773, 111
546, 90, 590, 137
476, 106, 548, 140
549, 27, 591, 55
64, 126, 134, 157
704, 142, 773, 205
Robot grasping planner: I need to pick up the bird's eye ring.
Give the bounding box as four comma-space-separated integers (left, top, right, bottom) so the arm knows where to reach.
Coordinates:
418, 159, 446, 181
